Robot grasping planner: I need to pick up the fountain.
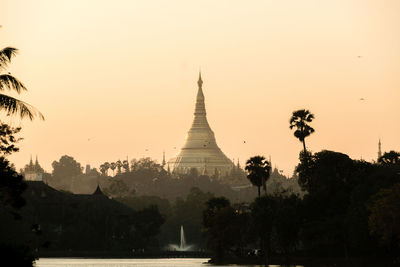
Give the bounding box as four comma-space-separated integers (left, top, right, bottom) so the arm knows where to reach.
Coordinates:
179, 225, 186, 250
167, 225, 194, 251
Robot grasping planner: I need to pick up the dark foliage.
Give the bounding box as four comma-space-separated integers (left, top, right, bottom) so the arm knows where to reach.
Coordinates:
378, 151, 400, 165
245, 156, 271, 197
0, 46, 44, 120
52, 155, 82, 178
202, 150, 400, 265
0, 157, 27, 209
289, 109, 315, 152
0, 157, 35, 266
368, 183, 400, 249
0, 123, 22, 155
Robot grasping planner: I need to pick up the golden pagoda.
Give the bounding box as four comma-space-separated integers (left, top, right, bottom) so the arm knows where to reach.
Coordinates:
168, 73, 234, 176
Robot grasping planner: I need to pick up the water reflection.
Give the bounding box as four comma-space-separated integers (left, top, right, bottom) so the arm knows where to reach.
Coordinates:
35, 258, 304, 267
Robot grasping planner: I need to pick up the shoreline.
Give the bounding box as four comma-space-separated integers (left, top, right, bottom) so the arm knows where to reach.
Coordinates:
37, 251, 212, 259
208, 256, 400, 267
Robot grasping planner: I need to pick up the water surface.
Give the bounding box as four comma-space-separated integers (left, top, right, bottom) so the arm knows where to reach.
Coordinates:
36, 258, 210, 267
35, 258, 302, 267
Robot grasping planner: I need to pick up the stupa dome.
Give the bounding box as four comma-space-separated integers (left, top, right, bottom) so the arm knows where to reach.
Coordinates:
168, 73, 234, 176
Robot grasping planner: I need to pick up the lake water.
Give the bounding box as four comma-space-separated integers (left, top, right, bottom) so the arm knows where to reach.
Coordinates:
35, 258, 278, 267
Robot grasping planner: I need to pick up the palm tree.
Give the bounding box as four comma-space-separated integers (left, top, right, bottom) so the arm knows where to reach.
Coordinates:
0, 47, 44, 120
245, 156, 271, 197
104, 162, 110, 176
110, 162, 116, 176
116, 160, 122, 175
99, 163, 110, 176
122, 160, 129, 173
289, 109, 314, 153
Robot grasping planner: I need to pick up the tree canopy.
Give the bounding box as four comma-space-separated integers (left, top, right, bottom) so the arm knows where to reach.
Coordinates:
0, 47, 43, 120
289, 109, 314, 152
51, 155, 82, 178
245, 156, 271, 197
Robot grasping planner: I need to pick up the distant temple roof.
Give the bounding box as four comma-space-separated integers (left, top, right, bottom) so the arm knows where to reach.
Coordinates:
92, 184, 104, 196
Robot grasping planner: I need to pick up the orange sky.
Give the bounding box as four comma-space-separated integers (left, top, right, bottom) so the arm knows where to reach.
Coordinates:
1, 0, 399, 176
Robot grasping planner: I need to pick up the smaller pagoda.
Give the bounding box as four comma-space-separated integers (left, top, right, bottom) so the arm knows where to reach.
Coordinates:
23, 155, 44, 181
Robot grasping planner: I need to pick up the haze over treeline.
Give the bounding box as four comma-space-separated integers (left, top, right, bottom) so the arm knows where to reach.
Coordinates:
1, 0, 399, 175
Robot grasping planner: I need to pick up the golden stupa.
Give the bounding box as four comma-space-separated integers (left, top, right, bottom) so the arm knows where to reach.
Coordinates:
168, 73, 234, 176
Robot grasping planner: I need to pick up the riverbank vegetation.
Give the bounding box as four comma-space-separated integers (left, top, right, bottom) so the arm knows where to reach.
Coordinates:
200, 110, 400, 266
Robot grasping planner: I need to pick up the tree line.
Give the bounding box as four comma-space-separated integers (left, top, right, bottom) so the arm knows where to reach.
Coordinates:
202, 109, 400, 266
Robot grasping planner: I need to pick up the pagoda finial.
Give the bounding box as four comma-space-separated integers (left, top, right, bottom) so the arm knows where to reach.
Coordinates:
378, 138, 382, 160
197, 71, 203, 88
162, 150, 166, 167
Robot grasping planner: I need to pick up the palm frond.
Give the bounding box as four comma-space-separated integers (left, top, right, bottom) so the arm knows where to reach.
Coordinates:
0, 47, 18, 70
0, 74, 27, 93
0, 94, 44, 120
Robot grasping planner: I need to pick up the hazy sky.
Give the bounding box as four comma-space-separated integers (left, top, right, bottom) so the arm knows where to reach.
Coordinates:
1, 0, 399, 176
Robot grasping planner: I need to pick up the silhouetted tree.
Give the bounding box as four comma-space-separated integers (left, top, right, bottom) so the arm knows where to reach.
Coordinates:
273, 194, 302, 254
0, 47, 43, 120
0, 123, 22, 155
378, 151, 400, 165
251, 196, 275, 265
110, 162, 116, 176
104, 162, 110, 175
289, 109, 315, 153
0, 157, 27, 210
245, 156, 271, 197
202, 197, 236, 264
116, 160, 122, 175
0, 158, 35, 267
104, 179, 131, 198
368, 183, 400, 249
122, 160, 129, 173
52, 155, 82, 178
99, 163, 108, 176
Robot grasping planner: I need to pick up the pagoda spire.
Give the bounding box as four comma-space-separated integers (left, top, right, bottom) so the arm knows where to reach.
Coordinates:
197, 71, 203, 88
378, 139, 382, 160
162, 151, 166, 167
194, 71, 206, 119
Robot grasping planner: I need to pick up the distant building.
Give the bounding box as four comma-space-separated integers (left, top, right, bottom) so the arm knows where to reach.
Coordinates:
23, 155, 44, 181
168, 73, 235, 177
85, 164, 91, 174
